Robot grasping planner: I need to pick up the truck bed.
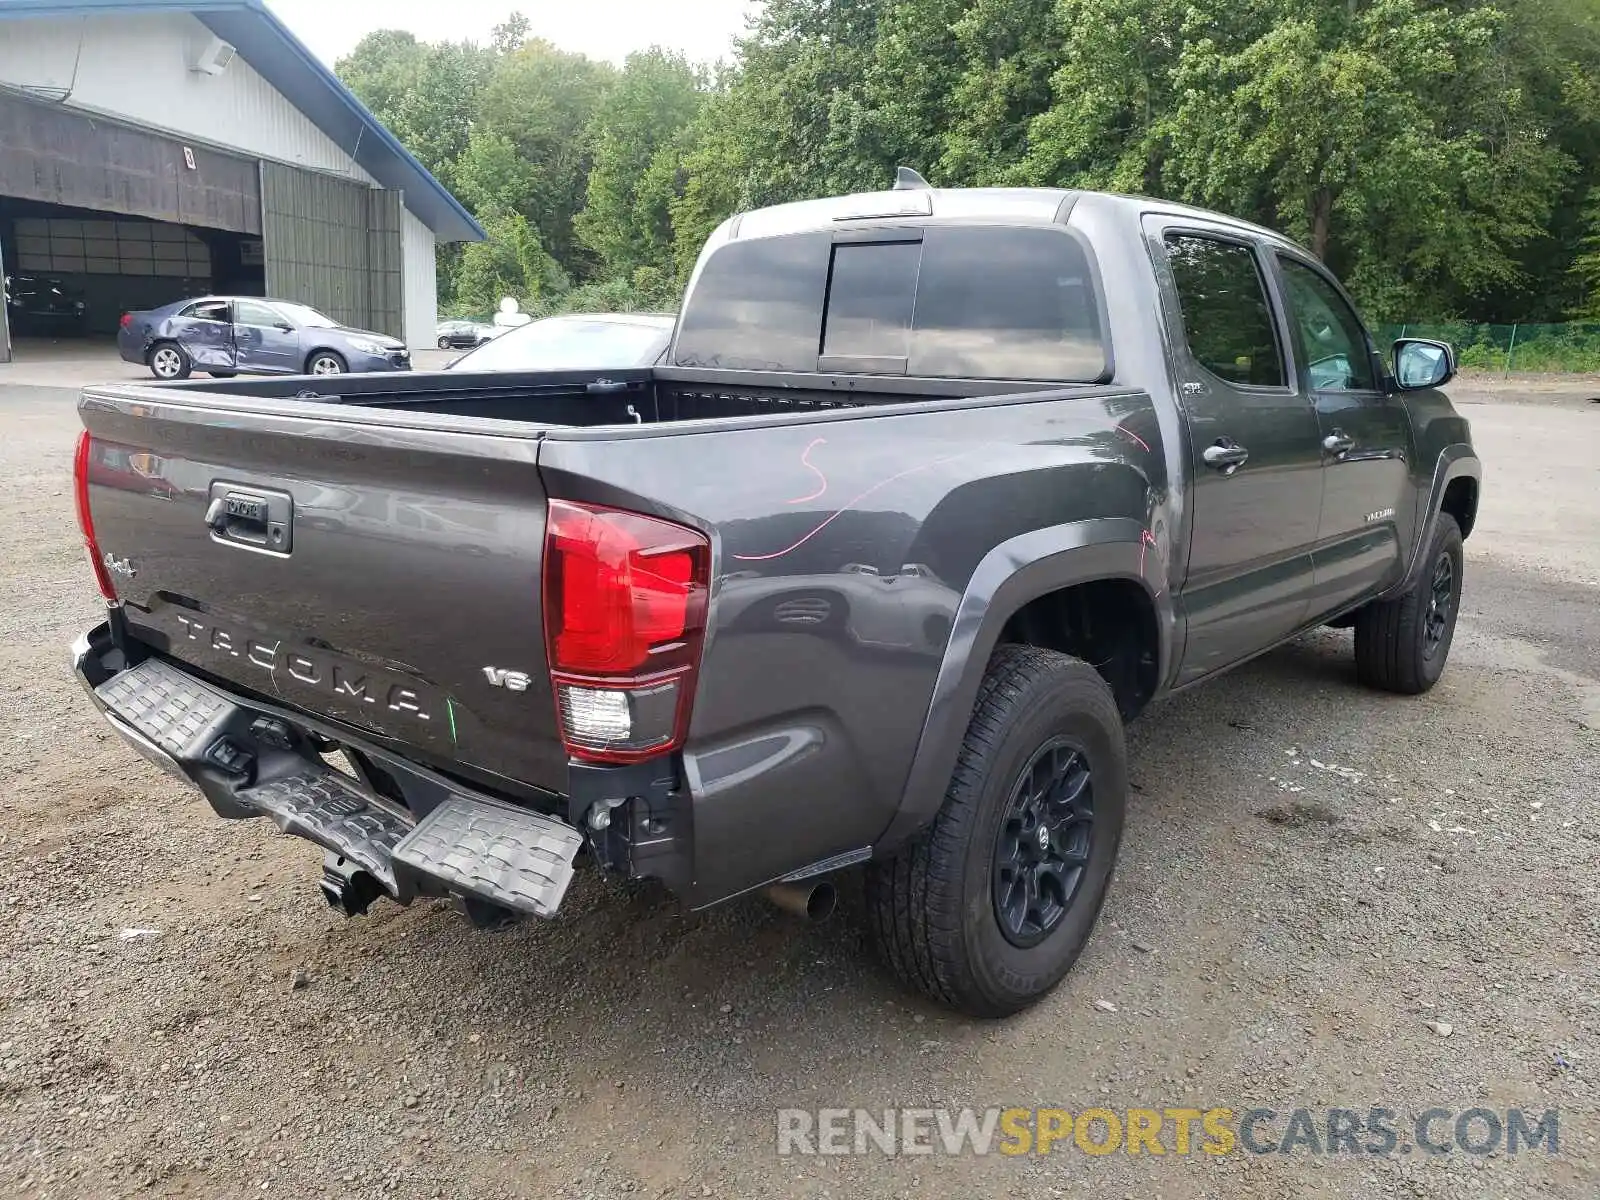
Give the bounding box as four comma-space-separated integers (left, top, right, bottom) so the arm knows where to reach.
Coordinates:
145, 366, 1064, 429
78, 364, 1160, 902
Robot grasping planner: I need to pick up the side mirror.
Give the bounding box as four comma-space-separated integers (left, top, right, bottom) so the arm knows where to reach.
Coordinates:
274, 321, 294, 332
1393, 338, 1456, 391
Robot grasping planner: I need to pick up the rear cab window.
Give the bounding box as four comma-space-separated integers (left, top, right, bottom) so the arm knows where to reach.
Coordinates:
675, 226, 1108, 382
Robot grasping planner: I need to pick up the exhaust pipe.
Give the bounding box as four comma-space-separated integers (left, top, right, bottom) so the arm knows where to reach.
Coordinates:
764, 879, 838, 922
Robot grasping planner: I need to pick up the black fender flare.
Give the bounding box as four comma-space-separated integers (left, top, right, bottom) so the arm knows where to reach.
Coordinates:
875, 517, 1174, 851
1383, 444, 1480, 601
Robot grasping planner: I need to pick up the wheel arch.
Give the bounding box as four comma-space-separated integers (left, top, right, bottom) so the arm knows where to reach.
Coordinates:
1385, 444, 1480, 600
1441, 474, 1478, 540
877, 518, 1173, 852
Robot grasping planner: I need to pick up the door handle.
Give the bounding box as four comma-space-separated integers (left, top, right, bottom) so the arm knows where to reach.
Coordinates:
205, 484, 293, 553
1202, 440, 1249, 475
1322, 431, 1356, 457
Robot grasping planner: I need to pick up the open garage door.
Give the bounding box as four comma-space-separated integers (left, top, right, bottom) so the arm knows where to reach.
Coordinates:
260, 163, 403, 340
0, 91, 263, 352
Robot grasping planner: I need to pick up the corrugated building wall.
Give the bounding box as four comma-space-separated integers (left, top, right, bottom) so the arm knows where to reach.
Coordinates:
260, 163, 404, 339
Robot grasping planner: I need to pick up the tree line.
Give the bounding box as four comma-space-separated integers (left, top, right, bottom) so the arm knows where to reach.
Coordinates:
337, 0, 1600, 325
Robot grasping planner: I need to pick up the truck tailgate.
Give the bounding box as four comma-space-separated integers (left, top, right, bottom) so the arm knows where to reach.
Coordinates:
78, 391, 569, 797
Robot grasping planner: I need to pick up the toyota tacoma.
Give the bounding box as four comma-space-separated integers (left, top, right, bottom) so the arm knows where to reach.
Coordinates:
69, 176, 1480, 1016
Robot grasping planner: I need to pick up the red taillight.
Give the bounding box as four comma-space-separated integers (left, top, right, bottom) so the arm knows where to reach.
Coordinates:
543, 500, 709, 763
74, 431, 118, 602
119, 312, 133, 329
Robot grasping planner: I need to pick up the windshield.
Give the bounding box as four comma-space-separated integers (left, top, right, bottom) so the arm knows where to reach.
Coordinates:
449, 317, 671, 371
273, 302, 339, 329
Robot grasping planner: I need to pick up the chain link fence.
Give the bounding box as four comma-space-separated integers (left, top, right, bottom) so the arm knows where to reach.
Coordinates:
1374, 323, 1600, 374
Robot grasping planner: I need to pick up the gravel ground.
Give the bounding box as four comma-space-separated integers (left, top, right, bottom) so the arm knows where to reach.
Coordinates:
0, 374, 1595, 1199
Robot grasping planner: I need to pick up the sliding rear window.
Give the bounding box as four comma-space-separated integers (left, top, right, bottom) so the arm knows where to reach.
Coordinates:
674, 225, 1108, 381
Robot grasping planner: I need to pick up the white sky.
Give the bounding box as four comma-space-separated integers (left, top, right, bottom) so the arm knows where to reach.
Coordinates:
263, 0, 759, 67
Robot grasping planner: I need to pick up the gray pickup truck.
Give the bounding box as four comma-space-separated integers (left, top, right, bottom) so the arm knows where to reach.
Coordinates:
71, 178, 1480, 1016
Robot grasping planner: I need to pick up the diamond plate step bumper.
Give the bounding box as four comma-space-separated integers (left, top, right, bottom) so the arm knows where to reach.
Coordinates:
74, 639, 582, 919
393, 798, 579, 918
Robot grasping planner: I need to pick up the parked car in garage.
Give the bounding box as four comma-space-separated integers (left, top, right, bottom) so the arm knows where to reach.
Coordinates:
443, 312, 674, 371
118, 297, 411, 380
435, 319, 497, 350
4, 273, 89, 337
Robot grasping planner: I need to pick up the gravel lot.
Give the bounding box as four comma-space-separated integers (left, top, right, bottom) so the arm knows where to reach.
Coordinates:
0, 371, 1595, 1199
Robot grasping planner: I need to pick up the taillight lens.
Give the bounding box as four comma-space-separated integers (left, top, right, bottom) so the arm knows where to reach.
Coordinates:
543, 500, 709, 763
118, 312, 133, 329
74, 431, 118, 602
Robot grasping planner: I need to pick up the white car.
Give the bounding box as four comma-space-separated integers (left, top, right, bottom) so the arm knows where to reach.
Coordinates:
445, 313, 675, 371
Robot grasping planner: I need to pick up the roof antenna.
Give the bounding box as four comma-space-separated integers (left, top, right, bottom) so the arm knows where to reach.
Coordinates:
893, 166, 931, 191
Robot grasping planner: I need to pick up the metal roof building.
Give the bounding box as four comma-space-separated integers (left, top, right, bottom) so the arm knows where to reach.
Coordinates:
0, 0, 484, 358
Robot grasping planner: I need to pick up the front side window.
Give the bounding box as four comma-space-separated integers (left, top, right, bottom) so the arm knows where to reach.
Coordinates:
273, 302, 339, 329
233, 300, 282, 327
1164, 235, 1285, 388
1276, 257, 1376, 391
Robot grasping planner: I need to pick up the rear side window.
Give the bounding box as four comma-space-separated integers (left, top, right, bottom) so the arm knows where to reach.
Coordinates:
1163, 235, 1285, 387
673, 233, 831, 370
676, 226, 1107, 381
182, 300, 230, 322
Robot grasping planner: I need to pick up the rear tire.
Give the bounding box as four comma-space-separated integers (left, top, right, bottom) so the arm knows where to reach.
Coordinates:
438, 337, 452, 350
148, 342, 191, 380
1354, 513, 1464, 694
865, 645, 1127, 1017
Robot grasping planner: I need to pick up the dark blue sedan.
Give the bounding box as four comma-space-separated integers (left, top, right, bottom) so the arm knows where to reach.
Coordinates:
118, 296, 411, 380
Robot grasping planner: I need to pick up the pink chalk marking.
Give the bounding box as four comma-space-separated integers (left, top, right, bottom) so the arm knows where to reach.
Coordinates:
1116, 426, 1151, 454
732, 455, 965, 563
787, 438, 829, 504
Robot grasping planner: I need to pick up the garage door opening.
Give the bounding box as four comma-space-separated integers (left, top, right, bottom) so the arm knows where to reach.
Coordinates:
1, 197, 268, 347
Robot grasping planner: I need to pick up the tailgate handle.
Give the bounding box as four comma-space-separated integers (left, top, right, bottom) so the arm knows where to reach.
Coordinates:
205, 484, 293, 554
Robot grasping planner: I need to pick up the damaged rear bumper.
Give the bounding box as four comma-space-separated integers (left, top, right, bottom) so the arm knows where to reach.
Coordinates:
71, 623, 583, 921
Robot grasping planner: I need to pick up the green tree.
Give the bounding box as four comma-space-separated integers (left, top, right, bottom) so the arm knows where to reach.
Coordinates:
492, 11, 531, 55
476, 40, 616, 272
1572, 190, 1600, 318
1161, 0, 1568, 318
337, 34, 491, 191
575, 49, 706, 276
1019, 0, 1187, 194
453, 130, 541, 220
939, 0, 1062, 184
452, 212, 569, 315
340, 0, 1600, 327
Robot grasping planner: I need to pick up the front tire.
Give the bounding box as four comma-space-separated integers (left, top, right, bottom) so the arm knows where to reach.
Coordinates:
148, 342, 191, 380
865, 646, 1127, 1017
438, 337, 452, 350
1354, 513, 1464, 694
308, 351, 347, 376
